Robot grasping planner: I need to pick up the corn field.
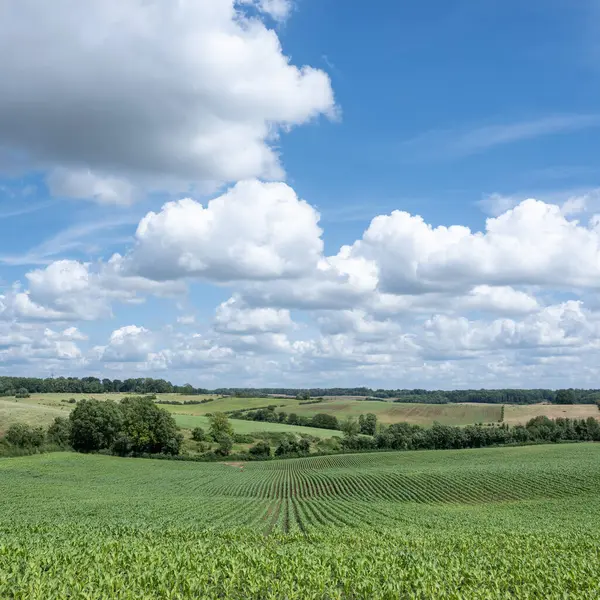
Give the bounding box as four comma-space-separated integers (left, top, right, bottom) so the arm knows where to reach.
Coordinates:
1, 443, 600, 598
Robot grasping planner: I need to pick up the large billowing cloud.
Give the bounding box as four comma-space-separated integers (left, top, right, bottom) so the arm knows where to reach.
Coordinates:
0, 0, 335, 200
123, 180, 323, 281
346, 199, 600, 294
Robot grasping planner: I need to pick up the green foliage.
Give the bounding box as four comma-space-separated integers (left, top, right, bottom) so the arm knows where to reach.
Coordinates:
274, 437, 311, 457
209, 412, 234, 440
66, 397, 182, 456
69, 399, 123, 452
555, 389, 576, 404
310, 413, 339, 430
15, 387, 31, 398
2, 377, 600, 405
4, 423, 45, 448
191, 427, 206, 442
46, 417, 71, 447
249, 441, 271, 457
341, 416, 360, 438
215, 434, 233, 456
120, 396, 182, 455
358, 413, 377, 435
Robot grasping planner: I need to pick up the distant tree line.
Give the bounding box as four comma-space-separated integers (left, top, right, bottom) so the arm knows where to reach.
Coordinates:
220, 388, 600, 404
1, 377, 599, 405
0, 376, 207, 396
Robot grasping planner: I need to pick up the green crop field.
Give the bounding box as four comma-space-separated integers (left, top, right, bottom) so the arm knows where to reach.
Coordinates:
1, 443, 599, 598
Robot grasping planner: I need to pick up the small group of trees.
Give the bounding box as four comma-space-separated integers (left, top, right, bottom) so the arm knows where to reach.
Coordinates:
339, 414, 378, 437
69, 396, 182, 456
190, 413, 238, 456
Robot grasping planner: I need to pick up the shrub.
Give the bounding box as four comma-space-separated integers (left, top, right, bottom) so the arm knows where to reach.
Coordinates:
215, 434, 233, 456
191, 427, 206, 442
310, 413, 339, 430
46, 417, 71, 447
249, 441, 271, 457
5, 423, 45, 448
15, 387, 30, 399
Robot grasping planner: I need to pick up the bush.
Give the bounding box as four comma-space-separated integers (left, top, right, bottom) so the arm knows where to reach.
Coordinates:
191, 427, 206, 442
310, 413, 339, 430
233, 433, 255, 444
249, 441, 271, 457
46, 417, 71, 447
5, 423, 45, 448
215, 434, 233, 456
15, 387, 30, 399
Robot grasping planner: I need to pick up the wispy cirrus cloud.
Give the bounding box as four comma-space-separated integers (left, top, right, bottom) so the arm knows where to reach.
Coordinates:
400, 114, 600, 161
0, 215, 139, 266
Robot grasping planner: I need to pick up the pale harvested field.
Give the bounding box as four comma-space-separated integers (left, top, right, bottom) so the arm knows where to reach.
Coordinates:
504, 403, 600, 425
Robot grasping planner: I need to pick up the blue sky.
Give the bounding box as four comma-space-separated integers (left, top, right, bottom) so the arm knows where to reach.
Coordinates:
1, 0, 600, 388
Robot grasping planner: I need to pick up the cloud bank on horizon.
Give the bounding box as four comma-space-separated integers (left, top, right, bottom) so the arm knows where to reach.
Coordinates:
1, 0, 599, 389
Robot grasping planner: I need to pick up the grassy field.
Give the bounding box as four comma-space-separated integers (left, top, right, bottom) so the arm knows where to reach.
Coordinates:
0, 398, 68, 433
1, 443, 599, 598
172, 413, 342, 438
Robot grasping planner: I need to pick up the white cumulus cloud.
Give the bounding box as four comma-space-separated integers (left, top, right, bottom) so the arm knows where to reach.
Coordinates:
124, 180, 323, 282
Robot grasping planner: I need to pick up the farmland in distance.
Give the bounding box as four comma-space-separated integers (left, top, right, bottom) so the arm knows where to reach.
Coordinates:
1, 394, 598, 445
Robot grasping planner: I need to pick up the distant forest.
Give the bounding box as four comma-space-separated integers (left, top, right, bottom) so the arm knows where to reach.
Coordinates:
1, 376, 600, 405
